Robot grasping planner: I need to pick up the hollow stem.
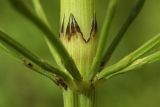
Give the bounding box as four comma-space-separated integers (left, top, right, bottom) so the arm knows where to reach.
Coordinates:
60, 0, 98, 77
61, 0, 97, 107
63, 88, 95, 107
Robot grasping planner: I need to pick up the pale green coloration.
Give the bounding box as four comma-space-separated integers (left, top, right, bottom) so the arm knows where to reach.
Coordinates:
118, 51, 160, 73
87, 0, 118, 81
98, 33, 160, 80
0, 29, 72, 85
63, 88, 95, 107
32, 0, 64, 69
104, 51, 160, 80
0, 0, 160, 107
9, 0, 82, 82
61, 0, 95, 40
32, 0, 60, 65
60, 0, 97, 106
60, 0, 98, 77
101, 0, 145, 66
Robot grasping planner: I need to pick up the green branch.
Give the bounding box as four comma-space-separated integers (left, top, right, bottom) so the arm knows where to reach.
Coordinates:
32, 0, 61, 66
9, 0, 82, 82
104, 51, 160, 80
101, 0, 145, 67
86, 0, 118, 81
98, 33, 160, 80
0, 29, 72, 85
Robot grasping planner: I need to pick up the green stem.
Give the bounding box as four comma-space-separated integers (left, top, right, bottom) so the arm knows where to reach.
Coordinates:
61, 0, 97, 107
63, 88, 95, 107
60, 0, 95, 40
60, 0, 98, 77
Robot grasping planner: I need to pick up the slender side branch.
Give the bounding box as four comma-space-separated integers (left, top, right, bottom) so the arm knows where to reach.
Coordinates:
98, 33, 160, 80
9, 0, 82, 81
0, 29, 72, 86
86, 0, 118, 81
101, 0, 145, 67
103, 51, 160, 80
32, 0, 61, 66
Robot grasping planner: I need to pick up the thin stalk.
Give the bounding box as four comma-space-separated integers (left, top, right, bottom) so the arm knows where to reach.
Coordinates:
0, 29, 72, 86
87, 0, 118, 81
0, 38, 57, 84
104, 50, 160, 80
119, 51, 160, 72
98, 33, 160, 80
101, 0, 145, 67
32, 0, 61, 66
9, 0, 82, 82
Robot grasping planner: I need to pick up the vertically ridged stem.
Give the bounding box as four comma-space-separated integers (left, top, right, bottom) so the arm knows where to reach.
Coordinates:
63, 88, 95, 107
60, 0, 97, 107
60, 0, 98, 76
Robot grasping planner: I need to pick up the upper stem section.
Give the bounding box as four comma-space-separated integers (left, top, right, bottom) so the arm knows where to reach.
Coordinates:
60, 0, 97, 77
60, 0, 96, 40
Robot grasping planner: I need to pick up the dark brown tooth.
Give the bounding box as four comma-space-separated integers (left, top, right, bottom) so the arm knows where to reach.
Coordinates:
61, 16, 65, 34
71, 17, 76, 35
90, 15, 98, 37
72, 16, 83, 37
90, 18, 94, 36
95, 17, 98, 33
66, 16, 71, 40
61, 13, 97, 43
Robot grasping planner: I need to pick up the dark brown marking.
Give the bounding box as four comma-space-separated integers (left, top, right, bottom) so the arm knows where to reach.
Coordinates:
90, 15, 98, 37
90, 19, 95, 36
71, 18, 76, 35
66, 16, 71, 40
23, 58, 33, 68
94, 17, 98, 33
55, 75, 68, 90
27, 63, 33, 67
61, 16, 65, 34
71, 14, 83, 36
61, 13, 98, 43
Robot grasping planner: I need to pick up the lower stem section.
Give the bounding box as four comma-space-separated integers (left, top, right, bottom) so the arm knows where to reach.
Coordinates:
63, 88, 96, 107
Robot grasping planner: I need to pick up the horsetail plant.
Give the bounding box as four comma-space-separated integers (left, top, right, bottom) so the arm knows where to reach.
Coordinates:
0, 0, 160, 107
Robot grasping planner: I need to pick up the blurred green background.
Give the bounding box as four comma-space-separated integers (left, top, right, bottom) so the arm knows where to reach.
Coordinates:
0, 0, 160, 107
